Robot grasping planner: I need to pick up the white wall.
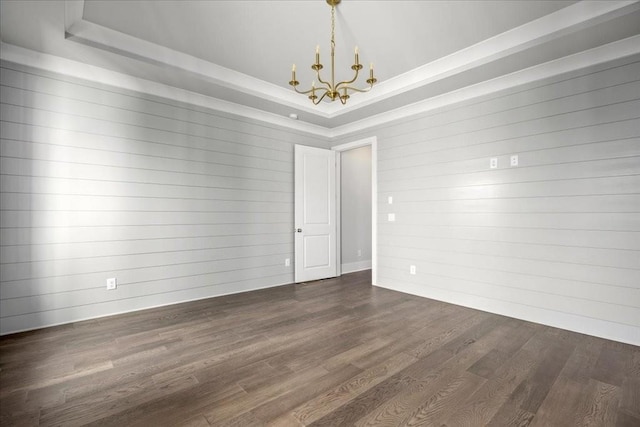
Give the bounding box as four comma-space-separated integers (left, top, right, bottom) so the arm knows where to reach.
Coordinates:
2, 51, 639, 345
0, 61, 327, 335
332, 55, 640, 345
340, 145, 372, 273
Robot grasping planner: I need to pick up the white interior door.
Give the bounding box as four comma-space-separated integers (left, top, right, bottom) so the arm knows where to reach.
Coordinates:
295, 145, 337, 282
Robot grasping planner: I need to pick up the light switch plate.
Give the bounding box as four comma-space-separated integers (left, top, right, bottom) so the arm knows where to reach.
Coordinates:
410, 265, 416, 275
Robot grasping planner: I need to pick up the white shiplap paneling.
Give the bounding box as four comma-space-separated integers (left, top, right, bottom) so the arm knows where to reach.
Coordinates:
333, 55, 640, 345
0, 62, 326, 335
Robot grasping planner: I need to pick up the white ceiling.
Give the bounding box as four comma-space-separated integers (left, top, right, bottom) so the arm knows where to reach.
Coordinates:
1, 0, 640, 134
81, 1, 574, 87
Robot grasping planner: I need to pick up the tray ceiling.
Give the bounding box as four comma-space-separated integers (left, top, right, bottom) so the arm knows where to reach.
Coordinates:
1, 0, 639, 135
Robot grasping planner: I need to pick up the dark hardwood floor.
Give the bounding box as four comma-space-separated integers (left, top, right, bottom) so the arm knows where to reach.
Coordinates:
1, 270, 638, 426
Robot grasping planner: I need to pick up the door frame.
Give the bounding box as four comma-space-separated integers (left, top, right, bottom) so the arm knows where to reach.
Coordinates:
331, 136, 377, 285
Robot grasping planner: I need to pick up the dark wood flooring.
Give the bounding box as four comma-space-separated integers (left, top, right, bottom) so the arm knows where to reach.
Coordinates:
1, 270, 638, 426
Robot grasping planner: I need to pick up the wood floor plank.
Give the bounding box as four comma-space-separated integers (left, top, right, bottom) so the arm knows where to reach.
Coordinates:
321, 336, 393, 371
407, 310, 490, 359
407, 323, 536, 427
578, 379, 621, 426
467, 348, 508, 380
290, 352, 417, 425
0, 270, 638, 426
354, 317, 520, 426
249, 364, 362, 422
468, 321, 537, 381
519, 341, 574, 414
616, 412, 640, 427
440, 333, 548, 426
395, 372, 486, 427
266, 413, 302, 427
203, 365, 331, 425
489, 360, 569, 427
0, 390, 40, 427
39, 374, 200, 426
105, 372, 246, 426
592, 344, 632, 387
178, 414, 213, 427
308, 372, 417, 426
528, 336, 603, 427
619, 378, 640, 420
348, 308, 480, 372
217, 411, 266, 427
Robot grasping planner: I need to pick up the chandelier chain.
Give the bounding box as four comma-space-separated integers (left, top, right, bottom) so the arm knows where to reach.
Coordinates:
331, 5, 335, 50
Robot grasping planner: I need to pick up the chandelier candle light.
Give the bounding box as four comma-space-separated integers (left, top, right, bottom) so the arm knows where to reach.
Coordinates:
289, 0, 377, 105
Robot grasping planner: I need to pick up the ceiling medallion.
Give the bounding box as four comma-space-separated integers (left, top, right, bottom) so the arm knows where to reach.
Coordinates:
289, 0, 377, 105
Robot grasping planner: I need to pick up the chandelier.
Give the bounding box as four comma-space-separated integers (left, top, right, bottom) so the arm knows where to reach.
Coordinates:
289, 0, 377, 105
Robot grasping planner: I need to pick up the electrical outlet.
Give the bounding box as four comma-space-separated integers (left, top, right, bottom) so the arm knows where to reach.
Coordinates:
410, 265, 416, 275
285, 258, 290, 267
388, 196, 393, 204
106, 277, 117, 290
490, 158, 498, 169
388, 213, 395, 222
510, 155, 519, 167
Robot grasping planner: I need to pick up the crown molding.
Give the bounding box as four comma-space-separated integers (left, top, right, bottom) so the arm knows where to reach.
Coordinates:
3, 0, 639, 140
62, 0, 640, 120
3, 31, 639, 140
0, 42, 331, 137
328, 34, 640, 138
329, 0, 640, 116
64, 19, 327, 119
64, 0, 84, 31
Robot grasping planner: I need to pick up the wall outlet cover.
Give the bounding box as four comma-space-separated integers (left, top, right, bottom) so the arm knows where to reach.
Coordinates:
510, 155, 519, 167
388, 213, 395, 222
490, 158, 498, 169
106, 278, 117, 290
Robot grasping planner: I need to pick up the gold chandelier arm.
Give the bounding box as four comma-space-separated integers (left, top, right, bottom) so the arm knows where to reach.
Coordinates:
334, 69, 361, 91
312, 90, 332, 105
315, 72, 332, 90
338, 84, 375, 94
291, 85, 319, 96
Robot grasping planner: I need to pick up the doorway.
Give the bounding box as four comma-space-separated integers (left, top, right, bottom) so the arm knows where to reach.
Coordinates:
338, 146, 372, 273
294, 137, 377, 284
333, 137, 377, 285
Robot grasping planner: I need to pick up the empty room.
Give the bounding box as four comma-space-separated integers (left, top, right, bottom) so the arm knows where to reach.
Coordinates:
1, 0, 639, 425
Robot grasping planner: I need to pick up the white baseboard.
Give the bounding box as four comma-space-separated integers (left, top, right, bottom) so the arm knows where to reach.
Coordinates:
374, 279, 640, 346
0, 277, 292, 336
342, 260, 372, 274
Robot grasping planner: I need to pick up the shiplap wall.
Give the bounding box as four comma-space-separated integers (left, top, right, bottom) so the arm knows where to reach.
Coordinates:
333, 55, 640, 345
0, 61, 327, 335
